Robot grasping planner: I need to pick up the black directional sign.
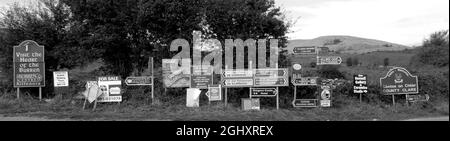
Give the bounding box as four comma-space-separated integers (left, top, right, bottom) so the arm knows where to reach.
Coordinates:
251, 87, 278, 97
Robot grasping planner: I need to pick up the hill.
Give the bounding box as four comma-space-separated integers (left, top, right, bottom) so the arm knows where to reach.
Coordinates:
287, 35, 411, 54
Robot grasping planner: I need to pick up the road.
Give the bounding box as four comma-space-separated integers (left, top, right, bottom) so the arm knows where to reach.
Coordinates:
403, 116, 449, 121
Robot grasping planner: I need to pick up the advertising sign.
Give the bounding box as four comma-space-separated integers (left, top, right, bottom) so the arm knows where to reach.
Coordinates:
380, 67, 419, 95
162, 59, 191, 88
250, 87, 277, 97
253, 68, 289, 87
53, 71, 69, 87
320, 88, 332, 107
293, 46, 317, 55
221, 69, 253, 87
13, 40, 45, 87
292, 99, 318, 108
207, 85, 222, 101
353, 74, 368, 94
125, 76, 152, 86
317, 56, 342, 65
97, 76, 122, 102
292, 77, 318, 86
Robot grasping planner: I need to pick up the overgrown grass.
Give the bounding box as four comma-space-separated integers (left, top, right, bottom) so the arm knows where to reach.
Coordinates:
0, 91, 447, 121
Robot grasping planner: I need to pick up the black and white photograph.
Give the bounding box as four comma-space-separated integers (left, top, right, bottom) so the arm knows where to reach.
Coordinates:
0, 0, 448, 139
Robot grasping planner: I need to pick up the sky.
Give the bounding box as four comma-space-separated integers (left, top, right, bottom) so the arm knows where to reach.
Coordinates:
275, 0, 449, 46
1, 0, 449, 46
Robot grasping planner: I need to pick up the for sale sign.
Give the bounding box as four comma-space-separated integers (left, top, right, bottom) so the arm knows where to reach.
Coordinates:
97, 76, 122, 102
13, 40, 45, 87
380, 67, 419, 95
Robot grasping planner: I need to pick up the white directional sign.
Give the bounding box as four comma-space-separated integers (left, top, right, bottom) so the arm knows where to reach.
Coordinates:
222, 69, 254, 87
253, 68, 289, 87
317, 56, 342, 65
53, 71, 69, 87
125, 76, 152, 86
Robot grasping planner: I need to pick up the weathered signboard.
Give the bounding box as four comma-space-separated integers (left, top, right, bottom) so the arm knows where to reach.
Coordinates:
292, 77, 318, 86
13, 40, 45, 87
406, 94, 429, 102
253, 68, 289, 87
162, 59, 191, 88
53, 71, 69, 87
353, 74, 368, 94
250, 87, 277, 97
241, 98, 260, 110
221, 69, 253, 87
292, 99, 318, 108
317, 56, 342, 65
97, 76, 122, 102
207, 85, 222, 101
125, 76, 152, 86
380, 67, 419, 95
293, 46, 317, 55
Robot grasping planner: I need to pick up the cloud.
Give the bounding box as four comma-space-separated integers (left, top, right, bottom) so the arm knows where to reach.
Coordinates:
276, 0, 449, 46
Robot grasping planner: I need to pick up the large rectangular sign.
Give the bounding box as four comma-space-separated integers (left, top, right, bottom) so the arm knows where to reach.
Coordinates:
317, 56, 342, 65
53, 71, 69, 87
162, 59, 191, 88
253, 68, 288, 87
250, 87, 277, 97
97, 76, 122, 102
13, 40, 45, 87
293, 47, 317, 55
380, 67, 419, 95
353, 74, 368, 94
190, 75, 213, 89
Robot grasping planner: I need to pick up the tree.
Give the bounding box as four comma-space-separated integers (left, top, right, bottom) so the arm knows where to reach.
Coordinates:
0, 0, 72, 92
413, 30, 449, 67
352, 57, 359, 66
383, 58, 389, 67
346, 57, 352, 67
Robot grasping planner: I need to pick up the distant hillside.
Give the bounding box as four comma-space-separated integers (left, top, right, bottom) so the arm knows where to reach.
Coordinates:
287, 35, 411, 54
